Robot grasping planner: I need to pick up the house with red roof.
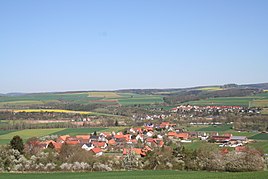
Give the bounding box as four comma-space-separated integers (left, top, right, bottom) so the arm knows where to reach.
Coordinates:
90, 147, 103, 156
92, 141, 107, 149
57, 135, 70, 143
123, 148, 146, 157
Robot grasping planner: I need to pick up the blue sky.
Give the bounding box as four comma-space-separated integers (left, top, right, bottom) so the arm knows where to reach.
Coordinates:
1, 0, 268, 93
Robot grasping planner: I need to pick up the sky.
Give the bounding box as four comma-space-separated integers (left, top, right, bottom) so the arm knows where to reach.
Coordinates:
0, 0, 268, 93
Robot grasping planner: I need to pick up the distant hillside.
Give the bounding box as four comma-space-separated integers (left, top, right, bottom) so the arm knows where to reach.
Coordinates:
2, 82, 267, 96
240, 83, 268, 90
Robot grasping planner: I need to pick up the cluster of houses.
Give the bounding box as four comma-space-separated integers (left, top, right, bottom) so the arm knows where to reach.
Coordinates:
171, 105, 261, 115
171, 105, 243, 113
35, 121, 250, 157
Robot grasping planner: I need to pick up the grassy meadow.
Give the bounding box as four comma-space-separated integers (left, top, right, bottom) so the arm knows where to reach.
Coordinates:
52, 128, 107, 136
261, 108, 268, 114
0, 128, 64, 140
1, 170, 268, 179
0, 127, 126, 144
196, 124, 233, 132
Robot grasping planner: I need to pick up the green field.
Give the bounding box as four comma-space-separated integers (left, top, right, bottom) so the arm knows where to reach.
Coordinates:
186, 97, 252, 106
0, 130, 16, 135
248, 141, 268, 153
183, 140, 216, 150
0, 127, 125, 144
0, 128, 64, 140
119, 96, 163, 105
262, 108, 268, 114
0, 92, 164, 107
0, 170, 268, 179
249, 133, 268, 140
185, 92, 268, 107
196, 124, 232, 132
52, 128, 107, 136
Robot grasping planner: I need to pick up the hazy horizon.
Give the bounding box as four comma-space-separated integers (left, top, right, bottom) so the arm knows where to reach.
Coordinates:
1, 0, 268, 93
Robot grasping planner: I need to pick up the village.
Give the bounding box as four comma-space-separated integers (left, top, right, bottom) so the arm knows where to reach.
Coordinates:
34, 120, 252, 158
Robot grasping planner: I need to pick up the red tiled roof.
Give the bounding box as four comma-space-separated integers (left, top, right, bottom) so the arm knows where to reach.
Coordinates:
53, 142, 63, 151
91, 147, 102, 154
146, 138, 156, 143
168, 132, 177, 136
145, 126, 154, 131
92, 141, 106, 147
176, 133, 189, 139
114, 135, 125, 139
123, 148, 145, 155
108, 139, 116, 145
58, 135, 70, 141
40, 140, 56, 146
65, 140, 80, 145
76, 135, 90, 140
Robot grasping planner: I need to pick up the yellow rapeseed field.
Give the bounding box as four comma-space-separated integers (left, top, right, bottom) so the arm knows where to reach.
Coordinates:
198, 87, 223, 91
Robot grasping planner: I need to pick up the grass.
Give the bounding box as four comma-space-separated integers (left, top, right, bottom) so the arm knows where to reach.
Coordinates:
119, 97, 163, 105
249, 133, 268, 140
251, 100, 268, 107
185, 97, 252, 106
183, 140, 213, 150
13, 109, 91, 115
52, 128, 107, 136
0, 100, 45, 107
262, 108, 268, 114
0, 128, 64, 140
225, 131, 256, 137
102, 127, 127, 132
248, 141, 268, 153
1, 170, 268, 179
0, 127, 124, 144
196, 124, 232, 132
0, 130, 16, 135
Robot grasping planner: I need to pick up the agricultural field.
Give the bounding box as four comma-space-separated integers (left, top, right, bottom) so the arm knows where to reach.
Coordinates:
118, 96, 163, 105
197, 86, 223, 91
196, 124, 233, 132
88, 92, 120, 98
1, 170, 268, 179
0, 127, 124, 144
0, 128, 64, 141
185, 92, 268, 107
14, 109, 91, 115
250, 100, 268, 107
261, 108, 268, 114
52, 128, 107, 136
185, 97, 253, 106
183, 140, 215, 150
0, 92, 164, 107
248, 141, 268, 153
249, 133, 268, 140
